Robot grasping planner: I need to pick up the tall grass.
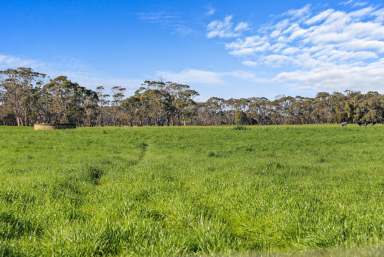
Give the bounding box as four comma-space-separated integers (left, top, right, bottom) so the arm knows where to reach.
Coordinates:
0, 125, 383, 256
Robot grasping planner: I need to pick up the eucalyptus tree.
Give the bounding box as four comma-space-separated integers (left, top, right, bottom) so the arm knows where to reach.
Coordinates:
0, 67, 46, 126
130, 81, 173, 125
110, 86, 126, 125
2, 66, 384, 127
166, 82, 199, 125
96, 86, 110, 126
42, 76, 98, 125
204, 97, 226, 125
82, 87, 99, 126
121, 80, 198, 126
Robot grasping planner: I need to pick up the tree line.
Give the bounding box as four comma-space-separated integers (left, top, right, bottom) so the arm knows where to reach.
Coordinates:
1, 67, 384, 126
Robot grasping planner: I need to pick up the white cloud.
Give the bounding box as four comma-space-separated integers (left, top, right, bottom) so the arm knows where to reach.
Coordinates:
138, 11, 193, 36
374, 8, 384, 22
242, 60, 258, 67
0, 54, 42, 69
156, 68, 265, 86
157, 69, 225, 85
225, 36, 270, 56
341, 0, 369, 8
65, 71, 142, 95
275, 61, 384, 92
234, 22, 250, 33
306, 9, 335, 25
263, 54, 293, 66
285, 4, 312, 19
208, 3, 384, 92
206, 6, 216, 16
342, 39, 384, 53
207, 16, 249, 39
0, 53, 142, 95
223, 70, 258, 80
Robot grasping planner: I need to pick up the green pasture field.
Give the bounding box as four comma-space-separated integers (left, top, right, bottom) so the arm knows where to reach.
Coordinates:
0, 125, 383, 257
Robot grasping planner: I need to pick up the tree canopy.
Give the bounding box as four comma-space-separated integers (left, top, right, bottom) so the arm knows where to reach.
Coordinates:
1, 67, 384, 126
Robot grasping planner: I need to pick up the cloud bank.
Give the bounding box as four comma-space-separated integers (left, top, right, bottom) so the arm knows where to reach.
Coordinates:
208, 3, 384, 92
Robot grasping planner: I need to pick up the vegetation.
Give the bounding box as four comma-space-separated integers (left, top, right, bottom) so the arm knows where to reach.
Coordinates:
2, 67, 384, 127
1, 125, 384, 256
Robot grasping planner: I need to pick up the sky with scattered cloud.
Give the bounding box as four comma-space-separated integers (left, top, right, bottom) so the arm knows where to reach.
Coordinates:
1, 0, 384, 99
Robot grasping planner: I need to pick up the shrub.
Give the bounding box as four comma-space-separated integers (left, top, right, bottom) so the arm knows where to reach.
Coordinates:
87, 166, 104, 185
233, 125, 248, 131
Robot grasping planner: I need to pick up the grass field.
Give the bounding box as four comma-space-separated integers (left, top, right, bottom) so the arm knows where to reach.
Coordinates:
0, 125, 384, 257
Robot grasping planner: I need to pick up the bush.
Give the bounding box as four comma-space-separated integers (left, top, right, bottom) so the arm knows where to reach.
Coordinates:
87, 166, 104, 185
233, 125, 248, 131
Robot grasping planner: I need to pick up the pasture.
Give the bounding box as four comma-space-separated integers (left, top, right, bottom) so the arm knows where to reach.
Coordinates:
0, 125, 384, 257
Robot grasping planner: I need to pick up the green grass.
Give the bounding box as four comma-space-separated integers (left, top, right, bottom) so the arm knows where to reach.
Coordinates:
0, 125, 384, 257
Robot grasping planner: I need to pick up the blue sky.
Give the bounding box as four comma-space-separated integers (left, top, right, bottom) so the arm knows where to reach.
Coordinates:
1, 0, 384, 99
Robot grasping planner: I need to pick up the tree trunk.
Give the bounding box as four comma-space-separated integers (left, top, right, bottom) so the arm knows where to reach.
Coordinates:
16, 116, 23, 126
